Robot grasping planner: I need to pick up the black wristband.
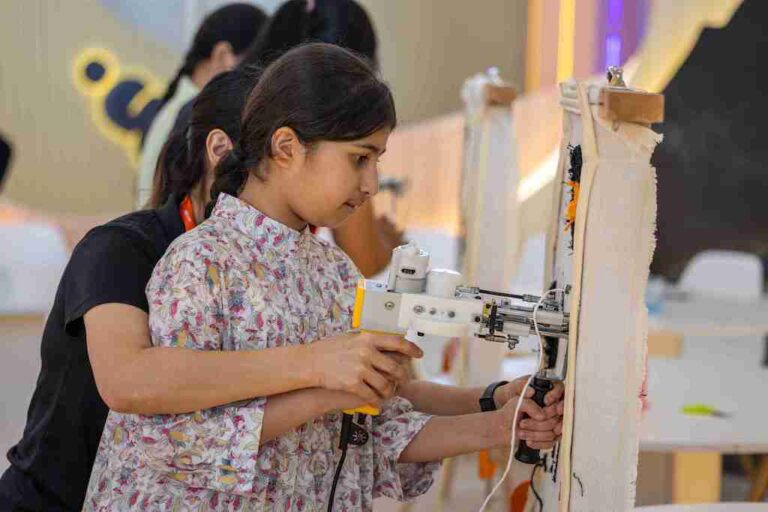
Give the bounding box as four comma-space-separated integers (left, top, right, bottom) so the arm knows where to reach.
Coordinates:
479, 380, 509, 412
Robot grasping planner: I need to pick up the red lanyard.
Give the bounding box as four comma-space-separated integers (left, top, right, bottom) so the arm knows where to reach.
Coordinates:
179, 196, 197, 232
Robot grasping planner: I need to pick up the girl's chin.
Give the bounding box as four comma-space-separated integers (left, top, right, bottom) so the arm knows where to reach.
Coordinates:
326, 206, 356, 227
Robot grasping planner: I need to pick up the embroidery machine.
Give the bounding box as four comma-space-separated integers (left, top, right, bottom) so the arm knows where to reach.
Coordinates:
349, 242, 570, 464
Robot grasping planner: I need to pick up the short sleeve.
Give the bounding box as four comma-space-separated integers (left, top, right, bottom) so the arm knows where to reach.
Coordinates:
371, 397, 441, 501
63, 226, 156, 336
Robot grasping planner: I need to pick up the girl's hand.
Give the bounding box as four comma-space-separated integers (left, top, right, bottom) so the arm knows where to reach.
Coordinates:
492, 395, 562, 450
309, 332, 422, 407
328, 387, 400, 412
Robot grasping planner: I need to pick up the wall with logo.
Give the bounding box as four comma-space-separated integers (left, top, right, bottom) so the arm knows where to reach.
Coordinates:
0, 0, 179, 214
0, 0, 527, 215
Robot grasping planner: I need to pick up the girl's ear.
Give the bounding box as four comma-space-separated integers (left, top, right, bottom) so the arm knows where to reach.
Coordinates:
206, 129, 233, 170
270, 127, 303, 169
210, 41, 236, 72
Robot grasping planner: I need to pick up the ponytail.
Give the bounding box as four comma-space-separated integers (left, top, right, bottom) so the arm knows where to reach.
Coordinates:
156, 61, 194, 114
148, 66, 263, 212
148, 127, 190, 208
158, 3, 267, 114
206, 145, 249, 217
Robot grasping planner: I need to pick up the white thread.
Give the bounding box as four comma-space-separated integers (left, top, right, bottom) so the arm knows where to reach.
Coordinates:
478, 288, 565, 512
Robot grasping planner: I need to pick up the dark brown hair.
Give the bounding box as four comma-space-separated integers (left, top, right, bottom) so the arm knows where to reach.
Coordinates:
207, 43, 396, 214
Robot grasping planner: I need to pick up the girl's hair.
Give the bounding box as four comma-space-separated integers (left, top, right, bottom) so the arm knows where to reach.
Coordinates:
240, 0, 378, 70
157, 3, 267, 113
208, 43, 395, 214
149, 66, 262, 208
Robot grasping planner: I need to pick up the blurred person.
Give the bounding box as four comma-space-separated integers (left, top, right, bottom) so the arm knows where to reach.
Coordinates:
135, 2, 267, 209
0, 132, 10, 191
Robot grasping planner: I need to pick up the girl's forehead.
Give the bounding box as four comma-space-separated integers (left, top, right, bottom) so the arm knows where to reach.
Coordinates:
341, 129, 391, 151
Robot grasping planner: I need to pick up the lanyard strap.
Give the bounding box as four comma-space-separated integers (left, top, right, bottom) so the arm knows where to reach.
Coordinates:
179, 196, 196, 232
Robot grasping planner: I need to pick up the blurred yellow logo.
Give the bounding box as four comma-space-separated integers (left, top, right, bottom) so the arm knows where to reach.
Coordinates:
71, 47, 164, 167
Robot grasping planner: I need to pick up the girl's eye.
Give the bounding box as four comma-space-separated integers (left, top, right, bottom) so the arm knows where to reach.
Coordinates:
355, 155, 369, 168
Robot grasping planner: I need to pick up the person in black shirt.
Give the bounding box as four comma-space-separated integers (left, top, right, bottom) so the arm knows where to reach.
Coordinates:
0, 67, 418, 512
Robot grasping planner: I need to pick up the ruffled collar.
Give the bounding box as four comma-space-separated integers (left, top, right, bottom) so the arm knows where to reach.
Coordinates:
211, 193, 310, 249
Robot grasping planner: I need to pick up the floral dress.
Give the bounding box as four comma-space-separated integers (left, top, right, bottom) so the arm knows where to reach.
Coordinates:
84, 194, 439, 511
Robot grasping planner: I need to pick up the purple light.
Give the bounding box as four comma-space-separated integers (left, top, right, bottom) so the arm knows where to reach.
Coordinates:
606, 0, 624, 28
605, 35, 622, 67
603, 0, 625, 69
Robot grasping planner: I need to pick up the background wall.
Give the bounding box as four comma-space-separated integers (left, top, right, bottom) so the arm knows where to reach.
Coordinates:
0, 0, 528, 215
0, 0, 176, 214
360, 0, 527, 123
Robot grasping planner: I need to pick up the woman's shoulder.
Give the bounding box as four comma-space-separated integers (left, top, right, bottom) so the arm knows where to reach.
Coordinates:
155, 219, 234, 273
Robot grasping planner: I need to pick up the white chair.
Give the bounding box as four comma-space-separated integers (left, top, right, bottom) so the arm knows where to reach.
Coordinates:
0, 222, 68, 315
677, 250, 763, 300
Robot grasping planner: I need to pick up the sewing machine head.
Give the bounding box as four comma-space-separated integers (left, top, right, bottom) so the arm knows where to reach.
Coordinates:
353, 243, 570, 360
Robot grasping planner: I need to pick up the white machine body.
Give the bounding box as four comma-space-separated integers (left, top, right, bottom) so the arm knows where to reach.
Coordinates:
353, 243, 569, 354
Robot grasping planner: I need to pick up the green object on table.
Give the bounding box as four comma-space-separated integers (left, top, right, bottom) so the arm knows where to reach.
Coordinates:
681, 403, 728, 418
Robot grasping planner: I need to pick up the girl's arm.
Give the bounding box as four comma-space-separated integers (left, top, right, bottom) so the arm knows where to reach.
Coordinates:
332, 201, 403, 277
85, 303, 420, 415
398, 378, 564, 416
398, 396, 562, 463
259, 388, 371, 443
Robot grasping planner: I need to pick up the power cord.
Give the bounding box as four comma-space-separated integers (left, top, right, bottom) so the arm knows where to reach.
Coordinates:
327, 413, 369, 512
530, 462, 544, 511
478, 289, 565, 512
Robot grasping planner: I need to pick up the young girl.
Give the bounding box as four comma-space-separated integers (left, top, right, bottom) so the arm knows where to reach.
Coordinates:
85, 43, 561, 510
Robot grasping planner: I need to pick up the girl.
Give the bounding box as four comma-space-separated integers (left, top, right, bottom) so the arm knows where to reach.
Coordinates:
85, 44, 562, 510
0, 67, 417, 512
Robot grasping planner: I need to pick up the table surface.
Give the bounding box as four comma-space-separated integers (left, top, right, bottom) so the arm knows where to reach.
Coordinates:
636, 504, 768, 511
640, 336, 768, 453
650, 295, 768, 337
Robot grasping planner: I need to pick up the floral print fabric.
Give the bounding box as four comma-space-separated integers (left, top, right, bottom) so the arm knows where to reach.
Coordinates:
84, 194, 439, 511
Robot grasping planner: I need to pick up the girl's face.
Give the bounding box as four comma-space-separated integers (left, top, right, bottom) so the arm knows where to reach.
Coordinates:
286, 128, 390, 228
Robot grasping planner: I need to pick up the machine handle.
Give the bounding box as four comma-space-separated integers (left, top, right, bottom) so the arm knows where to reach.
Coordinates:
514, 377, 553, 464
342, 325, 383, 416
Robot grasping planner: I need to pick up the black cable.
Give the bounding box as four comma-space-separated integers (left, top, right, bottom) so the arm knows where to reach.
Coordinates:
529, 462, 544, 512
327, 443, 348, 512
327, 414, 353, 512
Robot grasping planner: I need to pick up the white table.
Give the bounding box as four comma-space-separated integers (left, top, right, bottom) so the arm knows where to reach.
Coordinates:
640, 337, 768, 503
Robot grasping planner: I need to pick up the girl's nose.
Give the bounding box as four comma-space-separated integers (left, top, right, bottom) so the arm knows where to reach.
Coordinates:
360, 164, 379, 197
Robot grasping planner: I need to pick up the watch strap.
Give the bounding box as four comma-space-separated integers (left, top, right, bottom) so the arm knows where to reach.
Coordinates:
479, 380, 509, 412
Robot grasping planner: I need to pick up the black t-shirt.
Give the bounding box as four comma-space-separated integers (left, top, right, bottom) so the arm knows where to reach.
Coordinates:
0, 196, 184, 511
